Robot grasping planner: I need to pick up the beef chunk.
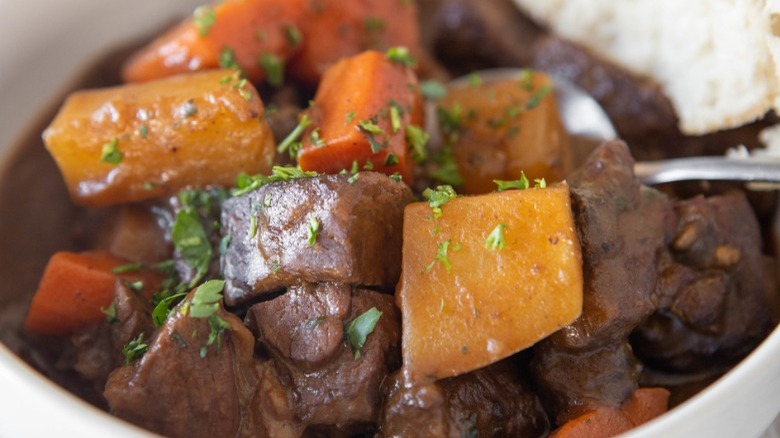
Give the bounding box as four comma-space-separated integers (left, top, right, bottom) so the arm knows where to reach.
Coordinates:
221, 172, 411, 305
70, 281, 155, 390
247, 284, 401, 433
631, 192, 776, 372
378, 371, 450, 437
418, 0, 543, 75
154, 188, 228, 286
378, 361, 549, 437
439, 361, 550, 437
531, 37, 678, 144
531, 140, 674, 424
105, 292, 259, 438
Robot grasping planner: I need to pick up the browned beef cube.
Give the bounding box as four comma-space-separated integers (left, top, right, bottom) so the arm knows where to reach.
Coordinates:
70, 281, 155, 390
247, 282, 401, 433
105, 291, 261, 438
221, 172, 411, 305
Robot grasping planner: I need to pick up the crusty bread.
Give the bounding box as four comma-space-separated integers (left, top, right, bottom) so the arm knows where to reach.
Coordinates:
512, 0, 779, 135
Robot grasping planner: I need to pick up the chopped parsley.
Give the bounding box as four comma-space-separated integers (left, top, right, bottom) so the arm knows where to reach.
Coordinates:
171, 208, 212, 287
309, 128, 325, 147
534, 178, 547, 188
422, 185, 457, 218
139, 124, 149, 139
384, 153, 399, 166
426, 239, 456, 272
406, 124, 429, 163
100, 138, 123, 165
358, 119, 385, 135
189, 279, 225, 319
363, 160, 374, 170
345, 307, 383, 359
494, 172, 530, 191
285, 24, 303, 47
101, 302, 118, 324
431, 147, 464, 187
467, 72, 482, 88
389, 104, 401, 133
219, 46, 240, 70
526, 85, 553, 110
193, 6, 216, 37
344, 112, 357, 125
248, 203, 260, 238
307, 216, 320, 246
518, 69, 534, 90
122, 333, 148, 364
347, 172, 360, 184
277, 114, 312, 159
385, 46, 416, 68
112, 262, 143, 274
485, 224, 507, 251
188, 280, 230, 358
152, 292, 187, 327
420, 80, 447, 100
259, 52, 284, 87
232, 166, 318, 196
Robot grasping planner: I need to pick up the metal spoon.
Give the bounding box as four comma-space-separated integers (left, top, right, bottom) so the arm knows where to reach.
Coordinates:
449, 68, 780, 187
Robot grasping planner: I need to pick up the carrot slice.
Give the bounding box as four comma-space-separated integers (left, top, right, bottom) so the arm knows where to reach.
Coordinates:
550, 388, 671, 438
24, 251, 162, 335
287, 0, 421, 87
122, 0, 307, 83
297, 50, 423, 184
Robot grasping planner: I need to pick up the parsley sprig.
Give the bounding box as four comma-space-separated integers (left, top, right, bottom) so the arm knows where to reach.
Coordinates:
345, 307, 383, 360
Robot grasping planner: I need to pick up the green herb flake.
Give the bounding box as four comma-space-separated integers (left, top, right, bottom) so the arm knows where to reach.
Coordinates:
385, 46, 416, 67
139, 124, 149, 139
189, 279, 226, 319
467, 72, 482, 88
426, 239, 454, 272
485, 224, 507, 251
420, 80, 447, 100
517, 69, 534, 90
406, 124, 429, 163
347, 172, 360, 184
345, 307, 383, 359
494, 172, 530, 191
285, 24, 303, 47
219, 46, 240, 70
126, 280, 144, 292
422, 185, 457, 218
307, 216, 321, 246
193, 6, 216, 37
232, 165, 318, 196
389, 105, 402, 133
389, 173, 403, 182
123, 333, 148, 364
432, 148, 463, 186
363, 160, 374, 170
344, 112, 357, 125
358, 119, 385, 135
526, 85, 553, 110
384, 153, 399, 166
171, 209, 212, 287
272, 260, 281, 275
219, 233, 232, 256
259, 52, 284, 87
248, 203, 260, 239
101, 302, 118, 324
101, 138, 123, 165
310, 128, 325, 147
112, 262, 144, 274
201, 314, 230, 358
534, 178, 547, 188
364, 17, 386, 33
152, 292, 187, 327
277, 114, 312, 159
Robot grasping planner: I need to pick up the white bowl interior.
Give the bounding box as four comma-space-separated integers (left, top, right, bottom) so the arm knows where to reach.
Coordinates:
0, 1, 777, 436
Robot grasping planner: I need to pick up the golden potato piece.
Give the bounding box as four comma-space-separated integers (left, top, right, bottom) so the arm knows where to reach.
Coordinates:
44, 70, 275, 206
397, 183, 583, 382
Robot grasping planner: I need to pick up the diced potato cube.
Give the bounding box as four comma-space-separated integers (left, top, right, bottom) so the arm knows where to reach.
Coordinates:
397, 183, 583, 382
438, 71, 571, 194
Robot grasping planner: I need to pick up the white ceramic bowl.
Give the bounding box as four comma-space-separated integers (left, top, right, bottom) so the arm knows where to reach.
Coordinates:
0, 1, 778, 437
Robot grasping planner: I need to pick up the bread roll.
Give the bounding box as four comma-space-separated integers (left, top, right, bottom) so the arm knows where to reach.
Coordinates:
513, 0, 778, 135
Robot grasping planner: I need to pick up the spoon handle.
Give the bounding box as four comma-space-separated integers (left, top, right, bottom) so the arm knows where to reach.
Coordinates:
635, 157, 780, 186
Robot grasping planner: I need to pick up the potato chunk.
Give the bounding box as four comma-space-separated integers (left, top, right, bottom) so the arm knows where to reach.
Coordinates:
397, 184, 583, 382
438, 71, 571, 194
44, 70, 275, 206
